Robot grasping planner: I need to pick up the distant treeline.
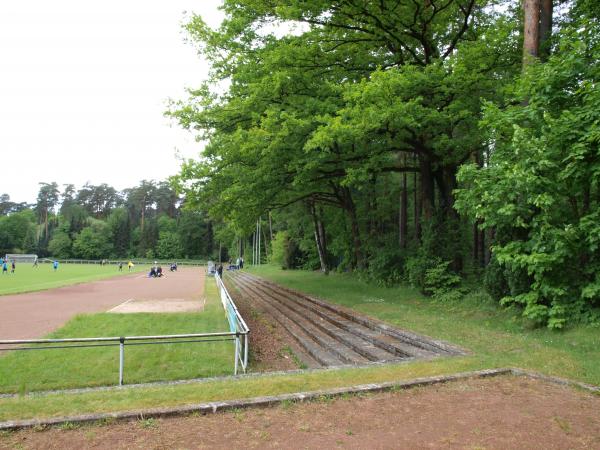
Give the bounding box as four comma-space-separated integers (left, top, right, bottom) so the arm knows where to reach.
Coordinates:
0, 180, 215, 260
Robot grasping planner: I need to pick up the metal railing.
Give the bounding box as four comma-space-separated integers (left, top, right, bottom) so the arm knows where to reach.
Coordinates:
38, 259, 206, 266
215, 272, 250, 373
0, 273, 250, 389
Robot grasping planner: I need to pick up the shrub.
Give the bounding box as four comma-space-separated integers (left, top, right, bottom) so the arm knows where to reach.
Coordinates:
423, 260, 462, 300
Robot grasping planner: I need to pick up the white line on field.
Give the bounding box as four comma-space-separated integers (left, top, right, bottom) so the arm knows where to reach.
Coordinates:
108, 299, 134, 312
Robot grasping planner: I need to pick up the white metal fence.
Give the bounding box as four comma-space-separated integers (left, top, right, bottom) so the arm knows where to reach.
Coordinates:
0, 272, 250, 390
216, 272, 250, 373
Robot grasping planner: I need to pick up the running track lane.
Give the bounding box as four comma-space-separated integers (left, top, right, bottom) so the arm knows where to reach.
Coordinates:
0, 268, 205, 340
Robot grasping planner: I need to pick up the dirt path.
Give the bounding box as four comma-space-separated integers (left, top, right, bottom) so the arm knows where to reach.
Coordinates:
2, 375, 598, 449
0, 268, 205, 340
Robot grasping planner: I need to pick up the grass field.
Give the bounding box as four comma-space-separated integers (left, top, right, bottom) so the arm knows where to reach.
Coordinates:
0, 275, 232, 393
249, 266, 600, 386
0, 263, 149, 296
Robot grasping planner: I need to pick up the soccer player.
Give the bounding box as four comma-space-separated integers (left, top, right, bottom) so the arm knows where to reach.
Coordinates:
1, 260, 7, 275
53, 260, 59, 271
10, 260, 15, 273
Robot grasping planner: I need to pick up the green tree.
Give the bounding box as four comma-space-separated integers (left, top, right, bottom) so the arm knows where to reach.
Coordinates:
72, 220, 113, 259
107, 208, 131, 258
48, 231, 72, 258
455, 19, 600, 328
36, 182, 59, 246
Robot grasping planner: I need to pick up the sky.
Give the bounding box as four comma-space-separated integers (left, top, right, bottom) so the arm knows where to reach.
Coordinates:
0, 1, 224, 204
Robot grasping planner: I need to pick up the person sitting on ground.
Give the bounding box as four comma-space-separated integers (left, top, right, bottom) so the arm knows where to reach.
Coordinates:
157, 266, 163, 277
170, 262, 177, 272
149, 267, 157, 278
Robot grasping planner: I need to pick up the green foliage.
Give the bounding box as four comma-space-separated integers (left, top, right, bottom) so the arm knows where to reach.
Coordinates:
72, 221, 113, 259
360, 245, 405, 287
0, 210, 37, 254
156, 231, 183, 259
48, 231, 72, 258
405, 254, 441, 293
456, 19, 600, 328
423, 261, 462, 301
269, 231, 302, 269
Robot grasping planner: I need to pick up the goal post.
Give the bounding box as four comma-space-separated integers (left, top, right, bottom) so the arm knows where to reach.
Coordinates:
4, 254, 38, 264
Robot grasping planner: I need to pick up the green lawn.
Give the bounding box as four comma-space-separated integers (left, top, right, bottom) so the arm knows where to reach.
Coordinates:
0, 263, 148, 296
247, 265, 600, 386
0, 276, 233, 393
0, 265, 598, 422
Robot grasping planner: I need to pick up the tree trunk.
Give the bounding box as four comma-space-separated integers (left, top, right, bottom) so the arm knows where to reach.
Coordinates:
479, 227, 486, 267
262, 220, 269, 260
539, 0, 553, 61
473, 221, 479, 263
419, 155, 435, 222
414, 154, 421, 240
342, 188, 364, 270
310, 201, 329, 274
523, 0, 541, 65
400, 172, 408, 248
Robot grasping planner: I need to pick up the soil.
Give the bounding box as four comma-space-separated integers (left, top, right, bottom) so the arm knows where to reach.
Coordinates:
2, 375, 599, 449
225, 278, 301, 372
0, 268, 205, 340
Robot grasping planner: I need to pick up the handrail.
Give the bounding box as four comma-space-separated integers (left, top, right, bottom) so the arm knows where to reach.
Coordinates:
215, 272, 250, 373
0, 332, 238, 346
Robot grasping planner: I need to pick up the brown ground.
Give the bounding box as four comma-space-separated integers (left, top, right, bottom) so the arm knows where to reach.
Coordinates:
1, 375, 599, 449
0, 268, 205, 340
225, 278, 300, 372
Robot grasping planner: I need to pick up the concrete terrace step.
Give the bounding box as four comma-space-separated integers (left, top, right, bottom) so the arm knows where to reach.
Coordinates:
231, 275, 370, 366
229, 278, 340, 367
240, 272, 465, 357
234, 273, 402, 362
233, 274, 394, 363
236, 272, 435, 359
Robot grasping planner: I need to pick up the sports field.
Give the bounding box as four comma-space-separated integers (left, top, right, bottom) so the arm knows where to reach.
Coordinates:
0, 263, 147, 296
0, 267, 234, 393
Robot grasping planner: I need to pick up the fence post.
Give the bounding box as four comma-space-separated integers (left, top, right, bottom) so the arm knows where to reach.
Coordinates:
234, 334, 239, 375
119, 337, 125, 386
244, 333, 248, 372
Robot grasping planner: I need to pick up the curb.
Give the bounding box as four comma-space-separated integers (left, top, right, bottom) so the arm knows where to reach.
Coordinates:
0, 368, 510, 431
0, 367, 597, 431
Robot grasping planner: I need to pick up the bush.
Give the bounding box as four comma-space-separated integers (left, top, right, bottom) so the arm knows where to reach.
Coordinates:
405, 254, 440, 292
269, 231, 304, 269
423, 260, 462, 300
361, 247, 405, 286
484, 257, 509, 302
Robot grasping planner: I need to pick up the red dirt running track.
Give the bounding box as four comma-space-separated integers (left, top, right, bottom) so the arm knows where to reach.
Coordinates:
0, 267, 205, 341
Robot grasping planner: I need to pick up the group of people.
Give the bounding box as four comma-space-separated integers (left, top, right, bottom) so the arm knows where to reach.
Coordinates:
148, 261, 178, 278
1, 258, 16, 274
214, 256, 245, 278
